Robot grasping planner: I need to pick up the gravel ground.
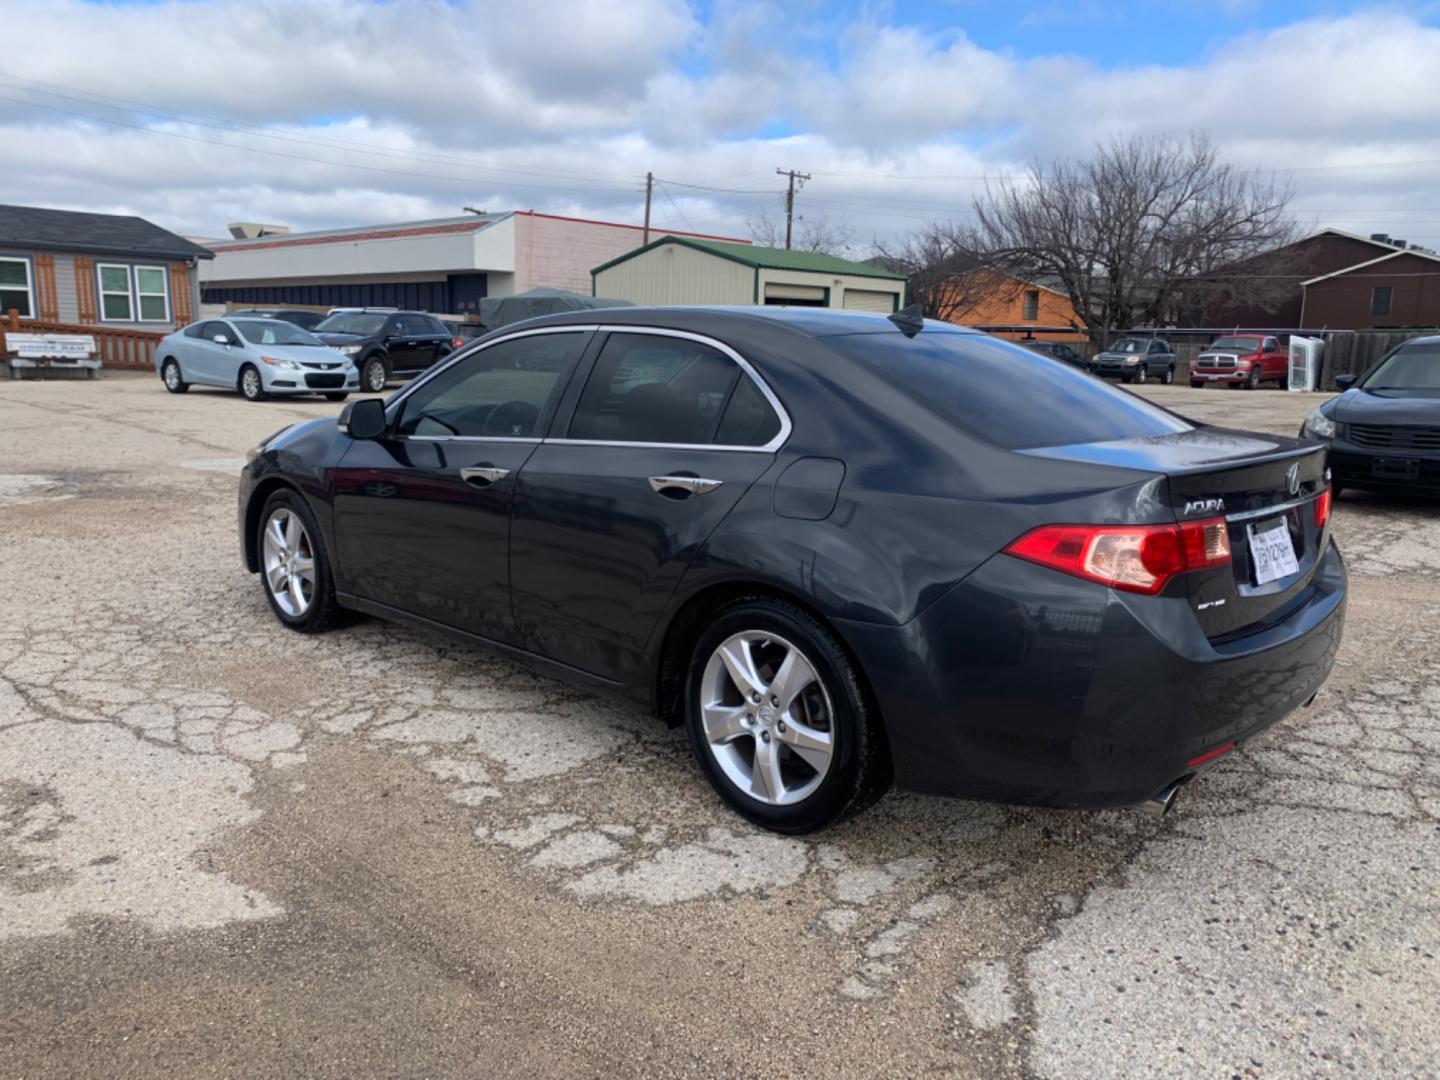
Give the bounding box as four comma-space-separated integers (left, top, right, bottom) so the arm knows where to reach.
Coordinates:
1, 374, 1437, 1078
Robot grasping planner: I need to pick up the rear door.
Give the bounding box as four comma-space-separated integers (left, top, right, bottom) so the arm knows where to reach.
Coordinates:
510, 328, 786, 680
332, 328, 590, 643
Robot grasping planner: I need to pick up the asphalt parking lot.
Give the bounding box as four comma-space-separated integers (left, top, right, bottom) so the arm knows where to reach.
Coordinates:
2, 374, 1437, 1078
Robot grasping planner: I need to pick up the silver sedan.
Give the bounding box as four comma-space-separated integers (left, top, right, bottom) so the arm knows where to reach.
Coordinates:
155, 316, 359, 401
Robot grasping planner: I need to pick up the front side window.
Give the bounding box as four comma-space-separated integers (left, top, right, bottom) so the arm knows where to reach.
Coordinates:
0, 256, 33, 317
1021, 289, 1039, 321
135, 266, 169, 322
201, 321, 234, 343
1371, 286, 1393, 316
396, 332, 583, 438
98, 264, 133, 321
568, 333, 746, 445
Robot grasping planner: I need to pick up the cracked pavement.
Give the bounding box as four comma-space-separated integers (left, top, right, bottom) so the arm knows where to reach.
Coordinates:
1, 376, 1436, 1077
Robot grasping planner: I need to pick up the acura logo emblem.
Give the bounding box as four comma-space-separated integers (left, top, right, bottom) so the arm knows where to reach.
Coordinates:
1285, 463, 1300, 496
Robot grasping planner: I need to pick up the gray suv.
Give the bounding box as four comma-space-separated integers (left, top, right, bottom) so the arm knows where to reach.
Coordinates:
1092, 337, 1175, 385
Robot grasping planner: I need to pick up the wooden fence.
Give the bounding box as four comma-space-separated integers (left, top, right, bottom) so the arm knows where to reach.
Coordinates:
2, 309, 166, 371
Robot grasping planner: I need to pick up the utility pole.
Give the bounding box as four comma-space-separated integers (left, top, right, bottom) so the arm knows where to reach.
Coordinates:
776, 167, 810, 249
643, 172, 654, 245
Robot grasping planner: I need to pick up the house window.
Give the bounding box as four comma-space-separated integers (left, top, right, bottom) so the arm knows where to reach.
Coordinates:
97, 263, 172, 323
1022, 289, 1040, 321
0, 256, 33, 317
1371, 286, 1392, 316
98, 264, 133, 321
135, 266, 169, 322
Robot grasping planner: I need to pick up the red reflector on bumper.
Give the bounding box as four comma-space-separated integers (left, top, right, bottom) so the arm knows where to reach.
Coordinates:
1187, 742, 1235, 769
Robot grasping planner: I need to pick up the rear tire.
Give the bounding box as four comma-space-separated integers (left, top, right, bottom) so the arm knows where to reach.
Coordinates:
160, 358, 189, 394
239, 364, 267, 402
362, 356, 388, 393
683, 599, 891, 834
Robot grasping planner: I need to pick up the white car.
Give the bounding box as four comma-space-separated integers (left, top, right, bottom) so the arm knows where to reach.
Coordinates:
155, 317, 360, 402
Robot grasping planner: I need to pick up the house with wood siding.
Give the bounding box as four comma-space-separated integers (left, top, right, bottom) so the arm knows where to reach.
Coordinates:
0, 203, 211, 334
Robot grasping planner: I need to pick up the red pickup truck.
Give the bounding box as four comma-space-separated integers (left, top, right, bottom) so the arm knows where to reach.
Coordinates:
1189, 334, 1287, 389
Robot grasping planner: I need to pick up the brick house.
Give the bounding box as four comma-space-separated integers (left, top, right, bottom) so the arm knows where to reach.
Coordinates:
935, 268, 1086, 341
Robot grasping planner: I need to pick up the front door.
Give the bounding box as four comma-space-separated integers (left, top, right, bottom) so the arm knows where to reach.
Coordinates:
511, 329, 786, 681
332, 328, 590, 643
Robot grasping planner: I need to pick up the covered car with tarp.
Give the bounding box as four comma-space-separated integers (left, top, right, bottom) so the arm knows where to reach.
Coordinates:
479, 287, 633, 329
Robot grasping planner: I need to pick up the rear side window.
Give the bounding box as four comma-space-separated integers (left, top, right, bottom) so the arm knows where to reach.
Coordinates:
568, 333, 744, 445
829, 332, 1193, 450
396, 332, 583, 438
715, 375, 782, 447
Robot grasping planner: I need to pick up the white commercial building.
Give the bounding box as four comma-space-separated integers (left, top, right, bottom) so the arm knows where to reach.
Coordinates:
199, 211, 745, 318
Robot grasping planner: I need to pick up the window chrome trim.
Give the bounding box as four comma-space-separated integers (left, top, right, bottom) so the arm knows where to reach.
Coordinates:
560, 325, 792, 453
384, 322, 793, 454
403, 435, 542, 444
384, 324, 599, 417
1225, 491, 1321, 523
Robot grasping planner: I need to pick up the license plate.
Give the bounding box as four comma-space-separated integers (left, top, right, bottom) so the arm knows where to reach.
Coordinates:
1248, 518, 1299, 585
1372, 458, 1420, 480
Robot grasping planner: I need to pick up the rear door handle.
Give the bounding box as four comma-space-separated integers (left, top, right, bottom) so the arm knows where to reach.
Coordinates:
460, 465, 511, 485
649, 475, 723, 497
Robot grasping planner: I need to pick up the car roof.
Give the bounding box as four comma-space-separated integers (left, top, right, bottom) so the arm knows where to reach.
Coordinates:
491, 305, 973, 341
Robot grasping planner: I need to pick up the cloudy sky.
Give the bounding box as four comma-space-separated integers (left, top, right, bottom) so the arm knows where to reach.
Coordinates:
2, 0, 1439, 249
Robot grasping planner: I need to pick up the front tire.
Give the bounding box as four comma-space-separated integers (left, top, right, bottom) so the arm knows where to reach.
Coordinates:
1246, 367, 1261, 390
239, 364, 267, 402
324, 392, 349, 403
683, 599, 891, 833
161, 358, 189, 394
1162, 366, 1174, 385
1190, 380, 1204, 389
1130, 365, 1147, 385
362, 356, 388, 393
257, 490, 343, 633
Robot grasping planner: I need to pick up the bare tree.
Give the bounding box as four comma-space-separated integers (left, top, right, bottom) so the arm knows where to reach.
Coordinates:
873, 222, 986, 321
749, 212, 856, 257
973, 134, 1296, 342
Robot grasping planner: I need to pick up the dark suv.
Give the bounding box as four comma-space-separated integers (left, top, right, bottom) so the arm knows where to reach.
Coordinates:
228, 308, 327, 331
1092, 337, 1176, 384
313, 310, 461, 392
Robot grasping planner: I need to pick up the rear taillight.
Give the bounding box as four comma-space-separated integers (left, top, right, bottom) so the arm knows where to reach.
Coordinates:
452, 336, 465, 349
1314, 487, 1332, 528
1003, 518, 1231, 595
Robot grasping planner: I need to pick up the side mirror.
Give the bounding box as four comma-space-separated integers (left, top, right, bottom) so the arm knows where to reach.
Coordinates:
212, 334, 230, 345
1334, 374, 1357, 391
339, 397, 387, 439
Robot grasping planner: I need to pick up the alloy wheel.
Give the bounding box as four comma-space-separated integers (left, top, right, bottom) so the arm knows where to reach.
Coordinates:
365, 360, 386, 392
242, 368, 262, 399
699, 631, 835, 806
163, 361, 180, 390
262, 508, 317, 617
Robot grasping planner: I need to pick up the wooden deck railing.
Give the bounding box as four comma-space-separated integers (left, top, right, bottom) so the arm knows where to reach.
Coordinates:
3, 308, 166, 371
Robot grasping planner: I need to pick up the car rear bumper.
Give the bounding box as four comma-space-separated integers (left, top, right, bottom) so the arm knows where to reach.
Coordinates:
838, 541, 1346, 809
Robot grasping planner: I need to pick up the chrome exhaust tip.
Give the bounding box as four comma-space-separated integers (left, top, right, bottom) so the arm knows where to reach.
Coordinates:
1142, 781, 1184, 817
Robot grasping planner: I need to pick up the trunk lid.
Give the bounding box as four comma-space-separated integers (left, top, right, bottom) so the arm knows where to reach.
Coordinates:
1023, 427, 1329, 638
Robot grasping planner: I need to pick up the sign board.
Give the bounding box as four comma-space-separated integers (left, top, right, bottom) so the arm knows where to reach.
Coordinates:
5, 333, 97, 359
1287, 336, 1323, 392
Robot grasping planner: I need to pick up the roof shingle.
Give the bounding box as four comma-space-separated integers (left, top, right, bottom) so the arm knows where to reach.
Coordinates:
0, 204, 213, 260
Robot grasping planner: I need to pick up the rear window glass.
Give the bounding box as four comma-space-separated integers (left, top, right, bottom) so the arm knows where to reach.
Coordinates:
828, 332, 1194, 450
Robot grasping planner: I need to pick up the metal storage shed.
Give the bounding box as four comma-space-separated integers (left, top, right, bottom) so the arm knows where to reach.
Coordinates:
591, 237, 907, 311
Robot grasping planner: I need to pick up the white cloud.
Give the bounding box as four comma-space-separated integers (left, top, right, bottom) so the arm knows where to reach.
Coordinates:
0, 2, 1437, 248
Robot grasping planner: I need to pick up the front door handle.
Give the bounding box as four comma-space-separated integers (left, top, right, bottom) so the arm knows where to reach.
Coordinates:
460, 465, 511, 486
649, 475, 723, 497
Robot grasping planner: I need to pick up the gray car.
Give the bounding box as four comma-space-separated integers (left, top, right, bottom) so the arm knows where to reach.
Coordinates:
1092, 337, 1176, 384
155, 317, 359, 402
